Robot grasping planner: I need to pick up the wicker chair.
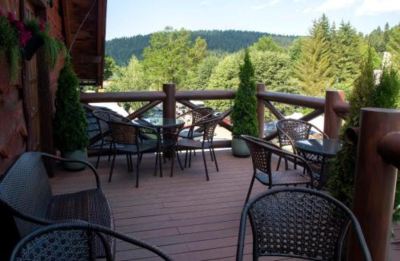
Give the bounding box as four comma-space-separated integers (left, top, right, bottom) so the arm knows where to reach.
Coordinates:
83, 104, 114, 168
236, 187, 372, 261
177, 115, 221, 181
0, 152, 113, 260
92, 110, 158, 187
276, 119, 328, 170
241, 135, 313, 203
177, 107, 214, 139
11, 222, 173, 261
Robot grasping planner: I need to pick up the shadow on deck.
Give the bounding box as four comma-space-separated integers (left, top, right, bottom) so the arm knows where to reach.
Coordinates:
50, 150, 400, 261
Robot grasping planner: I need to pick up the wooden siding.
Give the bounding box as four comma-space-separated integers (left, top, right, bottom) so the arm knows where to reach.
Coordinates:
50, 150, 400, 260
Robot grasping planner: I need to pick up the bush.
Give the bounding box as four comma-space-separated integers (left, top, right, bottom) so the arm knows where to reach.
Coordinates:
54, 62, 88, 152
328, 49, 400, 221
231, 49, 258, 137
0, 15, 20, 83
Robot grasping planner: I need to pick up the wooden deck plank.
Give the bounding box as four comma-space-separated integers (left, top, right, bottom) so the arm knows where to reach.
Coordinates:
50, 149, 400, 260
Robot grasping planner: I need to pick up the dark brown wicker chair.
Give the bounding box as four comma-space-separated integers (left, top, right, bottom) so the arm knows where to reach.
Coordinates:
241, 135, 313, 203
0, 152, 113, 260
11, 222, 172, 261
236, 187, 372, 261
177, 106, 214, 139
92, 110, 158, 187
276, 119, 328, 170
177, 115, 221, 181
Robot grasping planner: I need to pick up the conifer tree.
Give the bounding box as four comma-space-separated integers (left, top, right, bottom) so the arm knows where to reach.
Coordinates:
231, 50, 258, 138
387, 26, 400, 71
331, 22, 363, 94
293, 16, 334, 96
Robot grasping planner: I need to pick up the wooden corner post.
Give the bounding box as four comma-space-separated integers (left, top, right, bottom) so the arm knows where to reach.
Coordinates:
257, 83, 265, 138
323, 90, 345, 138
163, 83, 176, 119
349, 108, 400, 261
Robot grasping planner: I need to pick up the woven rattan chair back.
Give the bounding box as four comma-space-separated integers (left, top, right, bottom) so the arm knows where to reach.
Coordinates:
191, 107, 214, 124
242, 135, 310, 177
200, 116, 220, 143
11, 222, 173, 261
93, 110, 138, 145
276, 119, 313, 147
236, 188, 371, 261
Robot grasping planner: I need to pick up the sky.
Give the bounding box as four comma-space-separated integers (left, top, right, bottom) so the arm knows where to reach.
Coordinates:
106, 0, 400, 40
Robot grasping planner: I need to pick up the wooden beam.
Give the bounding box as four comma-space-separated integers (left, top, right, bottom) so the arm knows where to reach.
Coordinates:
264, 101, 285, 120
80, 91, 166, 103
258, 91, 325, 109
61, 0, 72, 49
176, 90, 235, 100
127, 101, 162, 120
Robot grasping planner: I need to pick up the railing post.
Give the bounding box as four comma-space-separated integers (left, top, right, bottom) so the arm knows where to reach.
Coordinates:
257, 83, 265, 138
163, 83, 176, 119
323, 89, 345, 138
349, 108, 400, 261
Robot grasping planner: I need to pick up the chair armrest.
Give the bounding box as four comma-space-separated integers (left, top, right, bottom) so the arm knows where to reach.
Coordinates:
0, 200, 51, 226
40, 153, 101, 189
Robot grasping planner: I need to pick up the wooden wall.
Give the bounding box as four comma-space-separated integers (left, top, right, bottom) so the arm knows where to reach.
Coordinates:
0, 0, 64, 174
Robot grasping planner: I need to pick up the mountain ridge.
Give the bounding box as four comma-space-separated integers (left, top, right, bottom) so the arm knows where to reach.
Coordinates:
106, 29, 299, 65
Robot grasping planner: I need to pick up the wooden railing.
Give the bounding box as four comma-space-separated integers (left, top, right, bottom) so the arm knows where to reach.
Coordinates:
80, 84, 400, 260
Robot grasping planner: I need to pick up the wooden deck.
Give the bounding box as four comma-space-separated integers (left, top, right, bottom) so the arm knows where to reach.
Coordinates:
51, 149, 400, 261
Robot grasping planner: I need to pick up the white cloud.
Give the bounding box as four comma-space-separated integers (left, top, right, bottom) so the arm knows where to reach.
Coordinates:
315, 0, 357, 12
356, 0, 400, 16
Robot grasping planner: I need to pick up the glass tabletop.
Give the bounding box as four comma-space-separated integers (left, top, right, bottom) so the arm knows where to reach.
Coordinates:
133, 117, 185, 128
294, 139, 342, 157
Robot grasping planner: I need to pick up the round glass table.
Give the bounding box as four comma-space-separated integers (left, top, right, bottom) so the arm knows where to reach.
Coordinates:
294, 138, 342, 188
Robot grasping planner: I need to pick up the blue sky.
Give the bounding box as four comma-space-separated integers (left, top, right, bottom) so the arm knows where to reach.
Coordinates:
106, 0, 400, 40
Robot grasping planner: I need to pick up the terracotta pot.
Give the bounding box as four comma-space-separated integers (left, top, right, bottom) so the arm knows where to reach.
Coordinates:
22, 34, 44, 60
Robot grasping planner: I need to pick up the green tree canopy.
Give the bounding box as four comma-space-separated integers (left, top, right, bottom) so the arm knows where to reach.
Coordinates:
142, 28, 207, 89
250, 36, 284, 53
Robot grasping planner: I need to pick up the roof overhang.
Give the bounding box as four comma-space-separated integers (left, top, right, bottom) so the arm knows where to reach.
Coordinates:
62, 0, 107, 86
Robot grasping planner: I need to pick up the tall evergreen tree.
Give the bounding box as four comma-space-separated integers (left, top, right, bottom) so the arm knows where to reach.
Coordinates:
293, 16, 334, 96
387, 26, 400, 71
331, 22, 363, 94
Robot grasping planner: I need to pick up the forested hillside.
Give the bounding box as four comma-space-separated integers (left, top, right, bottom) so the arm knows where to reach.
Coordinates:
106, 30, 297, 65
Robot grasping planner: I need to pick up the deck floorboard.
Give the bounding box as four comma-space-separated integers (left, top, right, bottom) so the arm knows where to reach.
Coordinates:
51, 149, 400, 260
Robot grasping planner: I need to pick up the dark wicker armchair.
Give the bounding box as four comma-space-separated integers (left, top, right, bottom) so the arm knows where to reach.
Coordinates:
177, 106, 214, 139
11, 222, 173, 261
276, 119, 328, 170
177, 115, 221, 181
236, 187, 372, 261
92, 110, 158, 187
241, 135, 313, 203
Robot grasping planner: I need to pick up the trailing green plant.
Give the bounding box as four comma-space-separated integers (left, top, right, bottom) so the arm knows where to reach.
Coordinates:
54, 61, 88, 152
328, 49, 400, 221
25, 19, 66, 68
0, 14, 21, 83
231, 49, 258, 137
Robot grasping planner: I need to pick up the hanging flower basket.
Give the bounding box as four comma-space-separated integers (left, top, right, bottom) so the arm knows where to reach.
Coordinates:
21, 33, 44, 60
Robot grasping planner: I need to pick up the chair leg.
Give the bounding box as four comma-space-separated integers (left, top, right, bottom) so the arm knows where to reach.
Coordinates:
209, 148, 214, 161
135, 155, 140, 188
184, 149, 188, 168
159, 151, 163, 177
109, 153, 116, 182
154, 151, 159, 176
276, 156, 281, 171
189, 149, 192, 168
95, 154, 101, 168
245, 174, 256, 203
211, 147, 219, 172
176, 150, 184, 170
201, 148, 210, 181
170, 148, 175, 177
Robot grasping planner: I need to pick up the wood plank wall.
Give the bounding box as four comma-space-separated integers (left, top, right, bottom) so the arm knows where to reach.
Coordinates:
0, 0, 64, 174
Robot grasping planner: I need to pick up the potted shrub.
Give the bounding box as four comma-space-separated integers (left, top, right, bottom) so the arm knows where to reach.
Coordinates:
54, 61, 88, 170
231, 50, 258, 157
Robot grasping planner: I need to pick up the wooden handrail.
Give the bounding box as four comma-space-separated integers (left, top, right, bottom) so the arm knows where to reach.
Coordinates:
80, 91, 165, 102
257, 91, 325, 109
378, 131, 400, 168
176, 90, 235, 100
